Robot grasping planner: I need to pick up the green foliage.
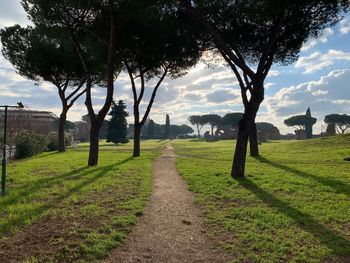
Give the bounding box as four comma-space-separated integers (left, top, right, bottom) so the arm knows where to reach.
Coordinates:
165, 114, 171, 139
173, 135, 350, 262
188, 115, 206, 138
284, 115, 317, 130
0, 24, 84, 87
46, 132, 72, 152
256, 122, 277, 131
147, 120, 155, 138
188, 115, 205, 126
52, 119, 76, 131
170, 125, 194, 137
324, 114, 350, 134
14, 130, 47, 159
202, 114, 221, 126
119, 2, 202, 79
194, 0, 350, 65
106, 100, 129, 145
219, 113, 244, 128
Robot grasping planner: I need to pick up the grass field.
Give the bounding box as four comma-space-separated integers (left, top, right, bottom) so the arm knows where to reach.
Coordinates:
173, 135, 350, 263
0, 140, 167, 262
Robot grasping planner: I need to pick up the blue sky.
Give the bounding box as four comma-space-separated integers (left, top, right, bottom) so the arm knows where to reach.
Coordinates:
0, 1, 350, 134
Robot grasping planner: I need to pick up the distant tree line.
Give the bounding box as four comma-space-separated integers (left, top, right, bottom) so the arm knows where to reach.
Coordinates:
130, 116, 194, 140
188, 113, 280, 140
284, 109, 350, 139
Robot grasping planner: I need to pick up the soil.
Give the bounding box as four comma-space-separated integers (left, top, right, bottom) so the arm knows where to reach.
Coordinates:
104, 145, 231, 263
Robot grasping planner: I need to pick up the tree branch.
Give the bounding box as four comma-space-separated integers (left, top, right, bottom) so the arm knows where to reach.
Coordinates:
140, 66, 169, 126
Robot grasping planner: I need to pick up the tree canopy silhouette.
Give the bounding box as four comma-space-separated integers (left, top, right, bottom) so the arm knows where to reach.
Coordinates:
1, 25, 86, 153
324, 114, 350, 134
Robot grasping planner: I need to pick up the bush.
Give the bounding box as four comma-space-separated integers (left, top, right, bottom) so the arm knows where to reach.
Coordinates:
46, 132, 73, 152
15, 130, 47, 159
46, 132, 59, 152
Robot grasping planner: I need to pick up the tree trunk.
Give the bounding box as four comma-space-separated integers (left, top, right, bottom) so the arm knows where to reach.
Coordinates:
133, 125, 141, 157
231, 88, 263, 178
88, 122, 100, 166
249, 122, 259, 157
232, 116, 250, 177
211, 125, 214, 136
58, 111, 67, 152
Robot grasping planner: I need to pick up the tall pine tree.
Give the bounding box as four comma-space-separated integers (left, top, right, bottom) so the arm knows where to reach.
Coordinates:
106, 100, 129, 145
165, 114, 170, 139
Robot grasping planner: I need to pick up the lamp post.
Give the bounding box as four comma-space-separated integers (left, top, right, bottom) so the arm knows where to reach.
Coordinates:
1, 102, 24, 196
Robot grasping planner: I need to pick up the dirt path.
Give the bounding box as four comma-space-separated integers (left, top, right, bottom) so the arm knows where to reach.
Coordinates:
104, 145, 230, 263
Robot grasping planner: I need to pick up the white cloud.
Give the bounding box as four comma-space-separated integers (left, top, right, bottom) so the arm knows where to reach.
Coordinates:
295, 50, 350, 73
267, 70, 280, 77
339, 18, 350, 35
301, 28, 334, 51
264, 69, 350, 133
206, 88, 239, 103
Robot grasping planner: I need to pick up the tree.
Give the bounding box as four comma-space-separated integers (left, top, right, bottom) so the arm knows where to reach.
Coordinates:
219, 113, 244, 129
179, 0, 349, 177
189, 115, 205, 138
21, 0, 147, 165
284, 114, 317, 139
324, 114, 350, 134
121, 5, 202, 157
1, 25, 85, 153
170, 124, 194, 137
106, 100, 129, 145
202, 114, 221, 135
147, 120, 155, 138
165, 114, 171, 139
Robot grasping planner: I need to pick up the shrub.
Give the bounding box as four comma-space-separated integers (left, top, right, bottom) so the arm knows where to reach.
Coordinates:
46, 132, 72, 152
46, 132, 59, 152
15, 130, 47, 159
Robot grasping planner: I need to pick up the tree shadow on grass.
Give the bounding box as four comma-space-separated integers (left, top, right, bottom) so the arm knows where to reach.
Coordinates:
255, 156, 350, 197
236, 178, 350, 257
0, 157, 133, 235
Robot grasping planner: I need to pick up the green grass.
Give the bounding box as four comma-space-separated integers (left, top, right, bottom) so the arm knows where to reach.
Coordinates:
0, 140, 167, 262
173, 135, 350, 263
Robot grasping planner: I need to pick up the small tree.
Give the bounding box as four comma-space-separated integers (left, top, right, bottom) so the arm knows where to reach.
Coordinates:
165, 114, 171, 139
202, 114, 222, 136
188, 115, 205, 139
106, 100, 129, 145
324, 114, 350, 134
122, 5, 202, 157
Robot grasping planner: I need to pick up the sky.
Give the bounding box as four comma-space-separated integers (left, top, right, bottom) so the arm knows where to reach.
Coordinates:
0, 1, 350, 135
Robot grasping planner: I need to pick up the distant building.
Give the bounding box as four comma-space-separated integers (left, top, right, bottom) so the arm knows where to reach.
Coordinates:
0, 109, 57, 135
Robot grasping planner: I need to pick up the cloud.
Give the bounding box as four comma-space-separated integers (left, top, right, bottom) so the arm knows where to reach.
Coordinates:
339, 18, 350, 35
264, 69, 350, 133
206, 88, 239, 103
0, 0, 29, 28
295, 50, 350, 73
301, 28, 334, 51
267, 70, 280, 77
184, 93, 203, 101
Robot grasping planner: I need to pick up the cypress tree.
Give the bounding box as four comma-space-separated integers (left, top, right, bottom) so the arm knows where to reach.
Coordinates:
165, 114, 170, 139
106, 100, 129, 145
